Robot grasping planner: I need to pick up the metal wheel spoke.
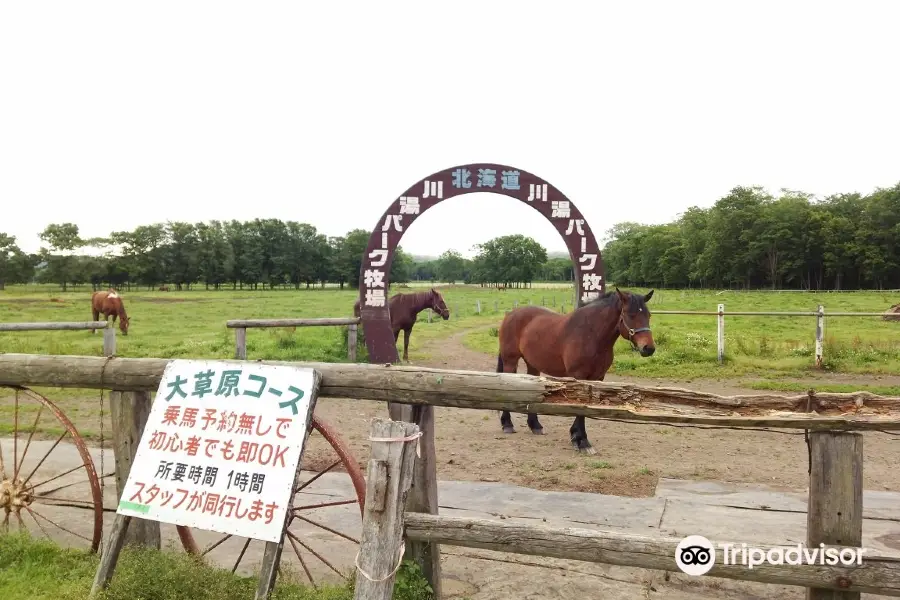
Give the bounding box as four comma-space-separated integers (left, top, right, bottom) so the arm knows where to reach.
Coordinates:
29, 508, 93, 543
29, 464, 85, 492
21, 430, 69, 486
292, 498, 358, 511
231, 538, 252, 573
25, 507, 54, 541
294, 460, 340, 494
292, 514, 359, 544
286, 531, 317, 589
286, 530, 347, 579
14, 404, 45, 481
201, 534, 234, 557
32, 495, 105, 511
0, 432, 7, 479
13, 390, 19, 478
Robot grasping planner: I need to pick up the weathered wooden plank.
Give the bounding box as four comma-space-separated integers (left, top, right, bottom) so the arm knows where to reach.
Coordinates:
353, 418, 420, 600
404, 405, 442, 597
89, 513, 132, 598
403, 513, 900, 596
234, 327, 247, 360
226, 318, 360, 328
110, 390, 161, 549
3, 354, 900, 430
807, 432, 863, 599
0, 321, 109, 331
348, 323, 358, 362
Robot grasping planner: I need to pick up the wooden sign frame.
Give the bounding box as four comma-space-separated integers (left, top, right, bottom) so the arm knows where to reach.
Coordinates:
90, 369, 322, 600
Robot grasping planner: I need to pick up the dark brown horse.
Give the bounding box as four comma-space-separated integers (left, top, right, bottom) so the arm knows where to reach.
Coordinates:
91, 289, 130, 335
496, 288, 655, 454
354, 287, 450, 361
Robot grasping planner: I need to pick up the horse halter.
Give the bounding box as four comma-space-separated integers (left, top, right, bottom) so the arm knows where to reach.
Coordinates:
433, 301, 450, 318
619, 306, 651, 348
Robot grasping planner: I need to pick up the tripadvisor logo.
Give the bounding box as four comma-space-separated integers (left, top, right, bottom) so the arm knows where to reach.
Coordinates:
675, 535, 867, 576
675, 535, 715, 576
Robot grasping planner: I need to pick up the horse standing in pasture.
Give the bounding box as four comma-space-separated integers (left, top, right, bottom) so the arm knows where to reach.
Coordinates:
496, 288, 655, 454
354, 287, 450, 362
91, 289, 131, 336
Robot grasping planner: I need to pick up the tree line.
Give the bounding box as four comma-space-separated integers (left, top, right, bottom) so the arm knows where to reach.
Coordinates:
4, 181, 897, 292
0, 221, 566, 291
603, 183, 900, 290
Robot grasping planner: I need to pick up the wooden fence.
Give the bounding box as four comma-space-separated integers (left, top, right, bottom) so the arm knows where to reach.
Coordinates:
0, 321, 115, 355
463, 299, 894, 368
2, 353, 900, 598
226, 317, 360, 361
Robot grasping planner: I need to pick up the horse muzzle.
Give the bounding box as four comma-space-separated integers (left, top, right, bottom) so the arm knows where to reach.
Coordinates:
639, 345, 655, 357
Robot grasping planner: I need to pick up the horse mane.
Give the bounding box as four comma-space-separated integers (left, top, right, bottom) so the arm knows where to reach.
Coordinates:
583, 290, 649, 314
389, 289, 433, 309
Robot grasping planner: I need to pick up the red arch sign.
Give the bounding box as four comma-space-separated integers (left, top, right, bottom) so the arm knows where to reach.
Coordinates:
358, 163, 605, 363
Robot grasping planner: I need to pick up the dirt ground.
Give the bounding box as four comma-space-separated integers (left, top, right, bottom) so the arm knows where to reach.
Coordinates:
304, 326, 900, 499
7, 325, 900, 500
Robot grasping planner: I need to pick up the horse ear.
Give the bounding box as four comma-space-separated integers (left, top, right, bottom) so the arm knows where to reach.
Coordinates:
615, 287, 627, 303
644, 289, 654, 303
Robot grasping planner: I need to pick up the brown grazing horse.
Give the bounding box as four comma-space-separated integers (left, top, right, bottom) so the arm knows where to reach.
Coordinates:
354, 287, 450, 361
91, 289, 130, 336
496, 288, 655, 454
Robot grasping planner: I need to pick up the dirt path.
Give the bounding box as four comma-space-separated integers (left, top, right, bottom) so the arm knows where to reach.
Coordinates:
310, 325, 900, 498
9, 326, 899, 501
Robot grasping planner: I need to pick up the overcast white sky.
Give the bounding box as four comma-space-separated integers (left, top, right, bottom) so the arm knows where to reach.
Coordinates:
2, 1, 898, 259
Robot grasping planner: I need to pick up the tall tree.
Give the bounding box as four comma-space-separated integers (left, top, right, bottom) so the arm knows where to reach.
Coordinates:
39, 223, 83, 291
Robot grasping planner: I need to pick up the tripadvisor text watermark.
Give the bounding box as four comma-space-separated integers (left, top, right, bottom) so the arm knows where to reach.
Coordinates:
675, 535, 867, 576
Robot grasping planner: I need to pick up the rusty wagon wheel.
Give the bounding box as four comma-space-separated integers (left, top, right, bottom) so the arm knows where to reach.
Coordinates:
175, 413, 367, 588
0, 386, 104, 552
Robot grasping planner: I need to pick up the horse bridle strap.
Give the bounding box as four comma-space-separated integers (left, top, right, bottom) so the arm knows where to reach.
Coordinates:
619, 311, 651, 340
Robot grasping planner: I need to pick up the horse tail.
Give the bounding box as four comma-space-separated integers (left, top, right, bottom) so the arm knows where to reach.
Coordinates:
496, 354, 503, 373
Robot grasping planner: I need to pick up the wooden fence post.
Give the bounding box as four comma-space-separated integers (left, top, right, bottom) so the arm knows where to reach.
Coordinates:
109, 389, 161, 549
717, 303, 725, 364
403, 405, 442, 597
815, 305, 825, 369
493, 300, 498, 313
348, 323, 358, 362
476, 300, 481, 314
806, 431, 863, 600
101, 319, 161, 549
103, 323, 116, 357
235, 327, 247, 360
513, 300, 518, 309
353, 418, 420, 600
427, 311, 432, 323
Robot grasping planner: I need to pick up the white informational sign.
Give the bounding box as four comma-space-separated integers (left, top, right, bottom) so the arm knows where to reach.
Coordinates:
117, 360, 317, 543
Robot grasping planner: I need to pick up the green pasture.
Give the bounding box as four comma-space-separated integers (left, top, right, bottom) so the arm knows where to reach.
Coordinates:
1, 284, 899, 381
0, 532, 436, 600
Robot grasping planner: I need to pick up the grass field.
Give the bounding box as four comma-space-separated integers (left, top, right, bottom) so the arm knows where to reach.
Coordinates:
0, 532, 435, 600
2, 284, 898, 381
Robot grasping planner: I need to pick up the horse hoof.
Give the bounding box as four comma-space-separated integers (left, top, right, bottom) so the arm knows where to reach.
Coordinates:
502, 426, 516, 434
572, 440, 597, 455
530, 428, 544, 435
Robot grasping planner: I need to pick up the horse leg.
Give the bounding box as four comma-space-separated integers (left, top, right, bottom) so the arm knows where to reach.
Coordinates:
497, 354, 518, 434
569, 415, 595, 455
402, 327, 412, 362
524, 362, 544, 435
91, 307, 100, 334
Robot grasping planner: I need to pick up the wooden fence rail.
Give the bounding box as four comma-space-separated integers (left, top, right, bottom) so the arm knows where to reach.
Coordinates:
2, 354, 900, 430
402, 513, 900, 596
224, 317, 360, 362
2, 353, 899, 597
0, 321, 111, 331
